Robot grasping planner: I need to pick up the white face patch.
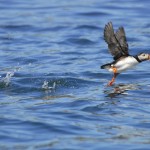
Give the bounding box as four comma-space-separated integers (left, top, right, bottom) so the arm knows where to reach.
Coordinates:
138, 53, 149, 61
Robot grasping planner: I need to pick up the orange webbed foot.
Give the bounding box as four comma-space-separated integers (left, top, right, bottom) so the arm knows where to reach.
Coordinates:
107, 77, 115, 86
107, 67, 118, 86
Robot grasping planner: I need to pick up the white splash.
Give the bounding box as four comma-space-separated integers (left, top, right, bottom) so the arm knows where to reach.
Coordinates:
42, 81, 56, 91
1, 72, 14, 87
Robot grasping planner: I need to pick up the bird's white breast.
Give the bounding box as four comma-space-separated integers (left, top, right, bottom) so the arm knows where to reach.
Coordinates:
109, 56, 139, 73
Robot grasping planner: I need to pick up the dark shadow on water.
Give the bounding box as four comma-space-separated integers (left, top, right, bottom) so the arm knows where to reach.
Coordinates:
103, 83, 140, 98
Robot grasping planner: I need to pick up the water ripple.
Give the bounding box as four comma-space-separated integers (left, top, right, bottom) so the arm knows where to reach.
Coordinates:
0, 0, 150, 149
74, 25, 102, 30
77, 11, 109, 17
66, 38, 95, 45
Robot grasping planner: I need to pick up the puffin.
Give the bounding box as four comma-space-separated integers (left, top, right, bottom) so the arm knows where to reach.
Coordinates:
101, 22, 150, 86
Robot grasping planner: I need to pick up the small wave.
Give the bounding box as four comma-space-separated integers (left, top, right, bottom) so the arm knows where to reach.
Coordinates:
59, 51, 84, 56
0, 34, 14, 41
77, 11, 108, 17
128, 37, 141, 42
0, 24, 36, 32
66, 38, 95, 45
38, 26, 68, 32
81, 71, 103, 79
74, 25, 101, 30
10, 57, 38, 65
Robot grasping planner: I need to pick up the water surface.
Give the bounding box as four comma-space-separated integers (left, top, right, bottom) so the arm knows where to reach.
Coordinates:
0, 0, 150, 149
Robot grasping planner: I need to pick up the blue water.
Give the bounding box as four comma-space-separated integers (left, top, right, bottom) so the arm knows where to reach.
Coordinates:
0, 0, 150, 149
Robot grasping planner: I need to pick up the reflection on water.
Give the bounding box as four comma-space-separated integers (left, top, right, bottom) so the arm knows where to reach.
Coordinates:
104, 83, 140, 98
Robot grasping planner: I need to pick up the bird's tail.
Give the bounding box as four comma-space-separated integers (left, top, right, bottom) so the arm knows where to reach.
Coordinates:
100, 63, 111, 69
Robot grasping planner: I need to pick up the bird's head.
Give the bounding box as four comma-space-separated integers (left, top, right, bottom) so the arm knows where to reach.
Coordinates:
137, 53, 150, 61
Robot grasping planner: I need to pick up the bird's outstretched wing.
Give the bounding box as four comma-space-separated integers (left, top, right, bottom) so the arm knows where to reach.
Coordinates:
104, 22, 129, 60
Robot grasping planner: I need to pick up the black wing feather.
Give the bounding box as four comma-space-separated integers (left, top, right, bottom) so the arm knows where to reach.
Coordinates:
104, 22, 129, 60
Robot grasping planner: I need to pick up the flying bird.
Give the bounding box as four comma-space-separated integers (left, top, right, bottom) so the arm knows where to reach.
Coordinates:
101, 22, 150, 86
